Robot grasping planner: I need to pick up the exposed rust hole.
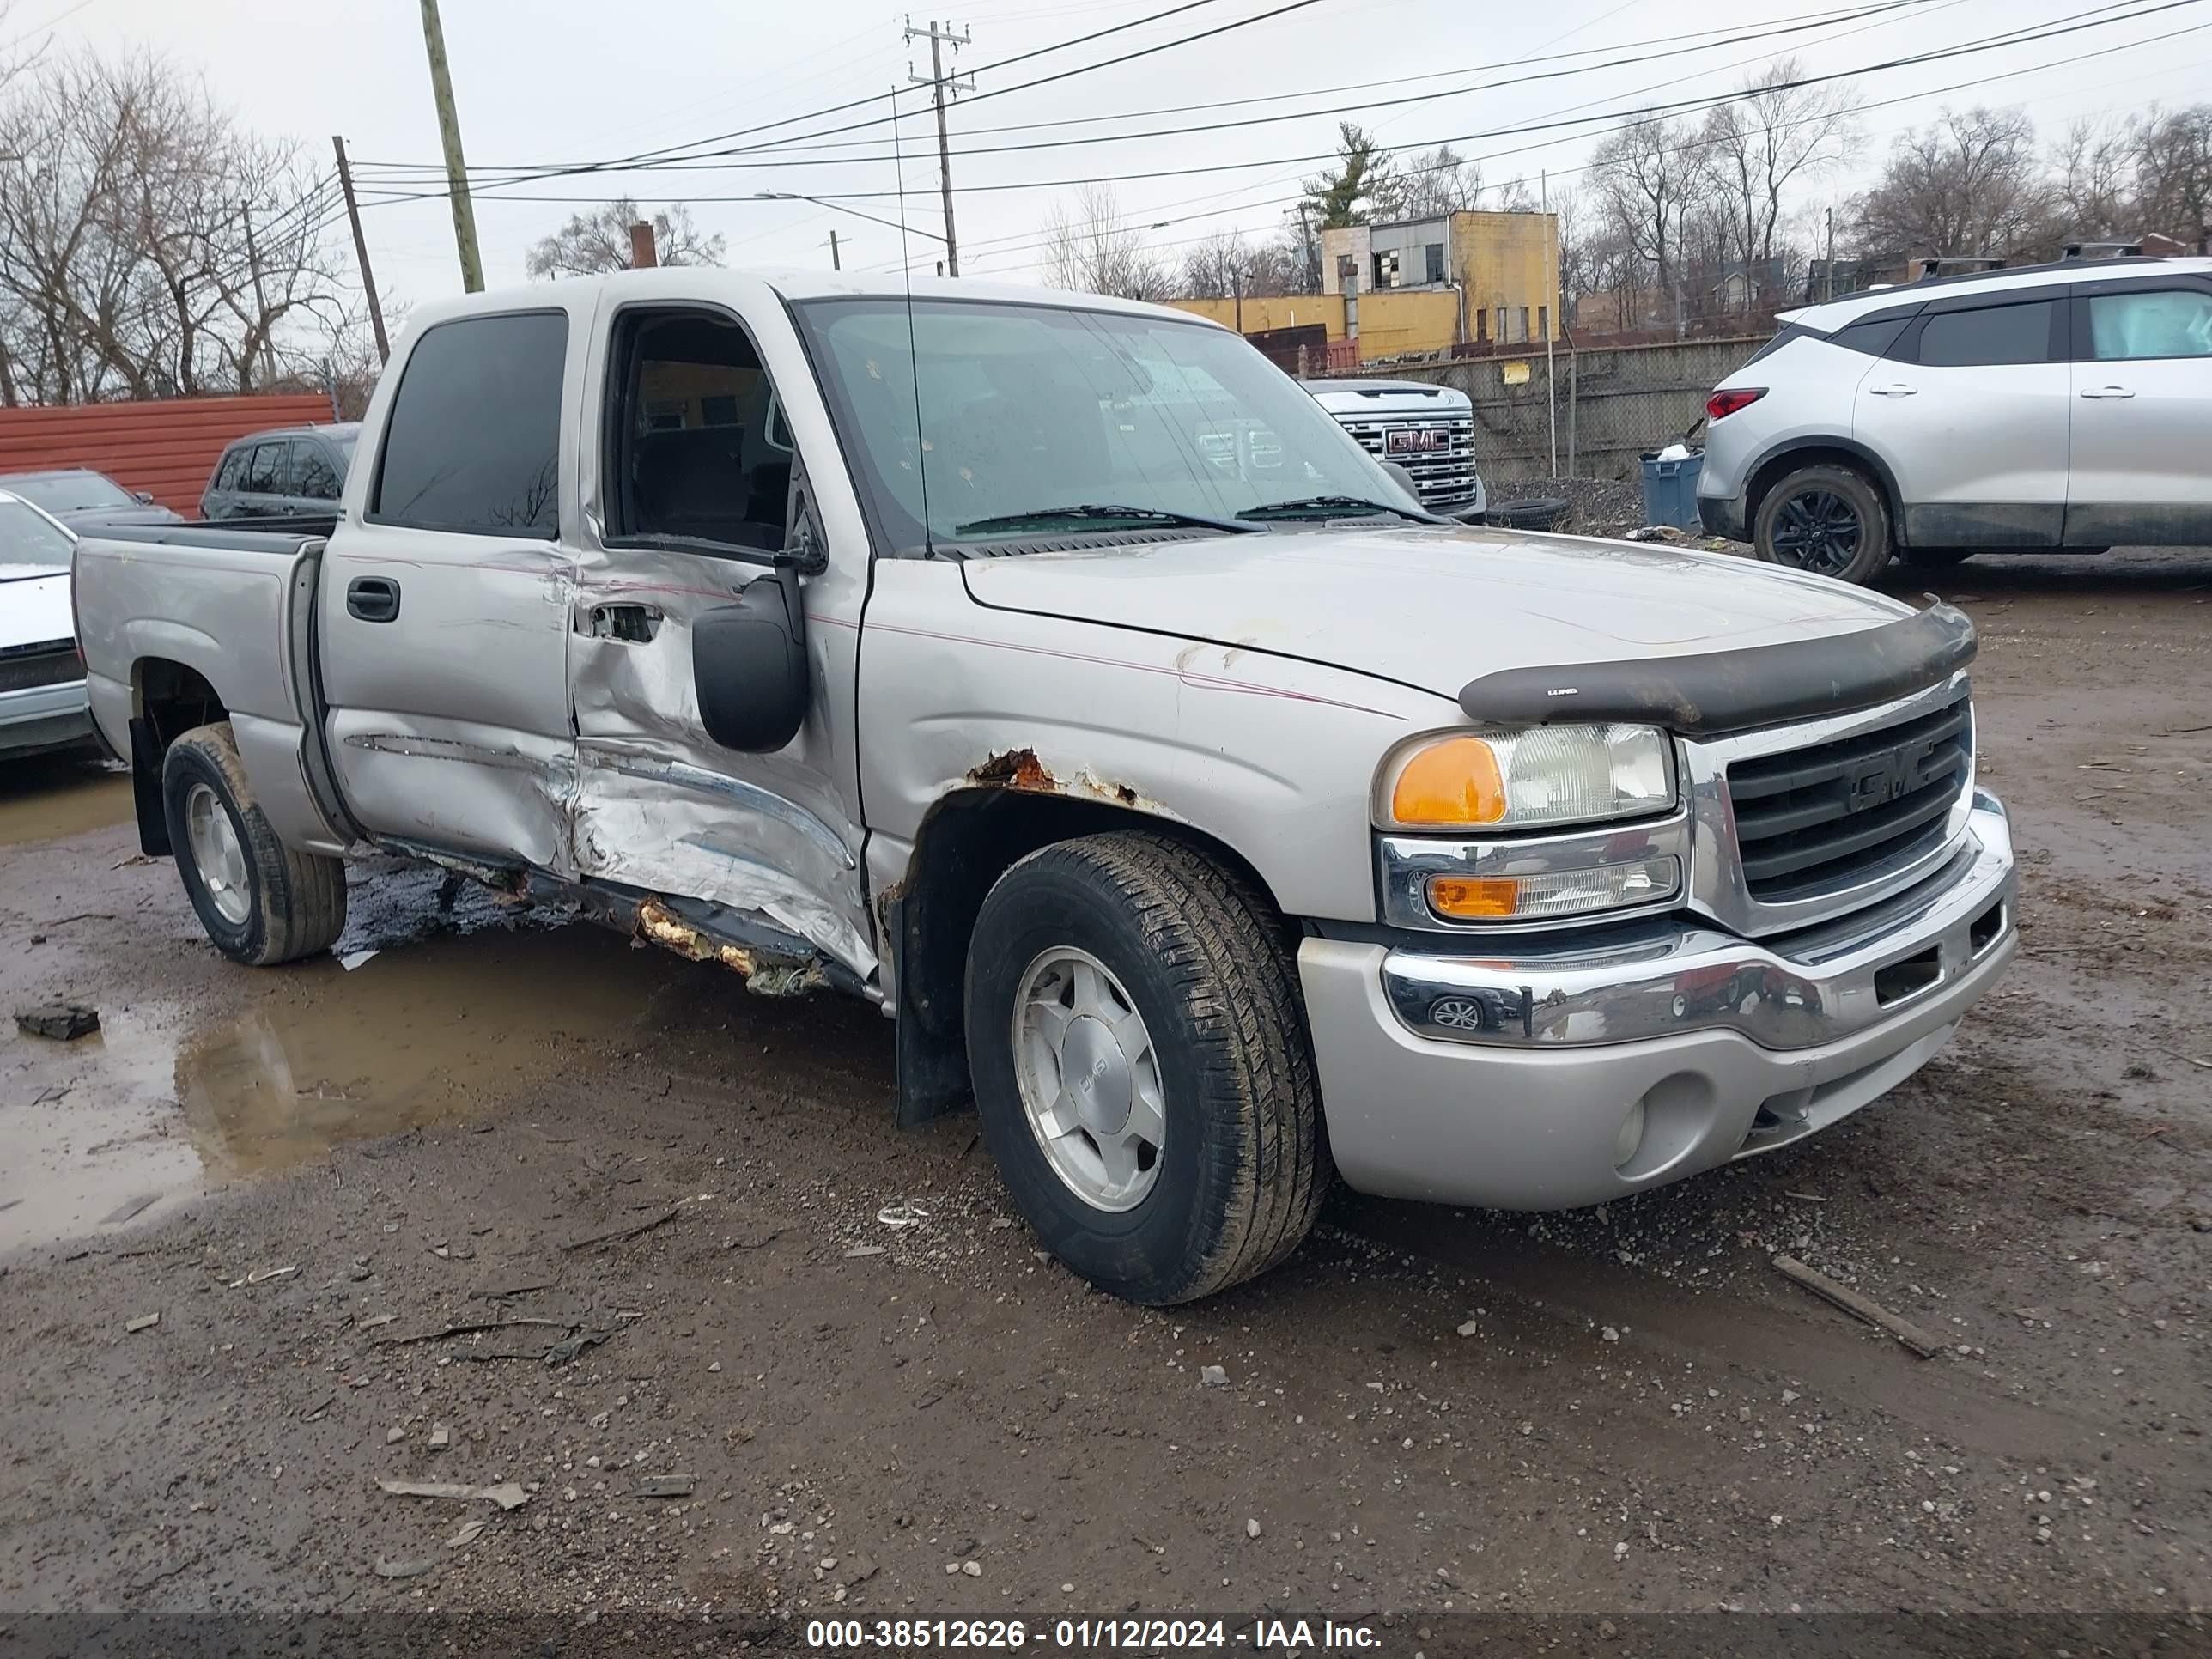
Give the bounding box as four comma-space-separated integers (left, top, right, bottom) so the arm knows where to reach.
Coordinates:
969, 747, 1054, 791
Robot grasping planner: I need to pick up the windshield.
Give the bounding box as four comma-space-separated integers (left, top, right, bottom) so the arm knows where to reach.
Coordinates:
0, 499, 72, 565
795, 297, 1410, 549
9, 471, 132, 513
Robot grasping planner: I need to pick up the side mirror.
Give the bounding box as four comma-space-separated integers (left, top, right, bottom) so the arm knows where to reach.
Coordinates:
776, 511, 828, 578
693, 567, 809, 754
1380, 459, 1422, 504
131, 489, 155, 504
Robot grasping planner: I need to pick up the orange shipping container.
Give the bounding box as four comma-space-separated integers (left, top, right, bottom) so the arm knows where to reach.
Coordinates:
0, 394, 340, 520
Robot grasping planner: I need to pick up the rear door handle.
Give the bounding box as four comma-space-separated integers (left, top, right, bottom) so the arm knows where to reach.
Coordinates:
345, 576, 400, 623
2079, 385, 2136, 398
1866, 383, 1917, 397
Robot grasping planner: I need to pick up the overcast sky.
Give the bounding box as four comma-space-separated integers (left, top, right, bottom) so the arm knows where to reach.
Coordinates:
36, 0, 2212, 310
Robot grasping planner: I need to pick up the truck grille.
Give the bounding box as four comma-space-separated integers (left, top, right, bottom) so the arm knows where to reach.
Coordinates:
1339, 415, 1480, 510
0, 641, 81, 695
1726, 693, 1972, 902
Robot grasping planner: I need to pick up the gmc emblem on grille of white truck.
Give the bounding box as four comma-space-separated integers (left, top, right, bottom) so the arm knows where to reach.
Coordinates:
1384, 427, 1449, 455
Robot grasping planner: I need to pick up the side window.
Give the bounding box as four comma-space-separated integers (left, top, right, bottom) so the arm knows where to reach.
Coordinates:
1830, 316, 1909, 357
294, 442, 342, 500
607, 309, 788, 556
2087, 288, 2212, 361
242, 441, 284, 494
1915, 300, 2055, 368
371, 311, 568, 537
213, 447, 246, 492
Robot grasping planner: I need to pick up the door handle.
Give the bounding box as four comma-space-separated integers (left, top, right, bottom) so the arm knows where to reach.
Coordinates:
345, 576, 400, 623
1866, 383, 1917, 397
2079, 385, 2136, 399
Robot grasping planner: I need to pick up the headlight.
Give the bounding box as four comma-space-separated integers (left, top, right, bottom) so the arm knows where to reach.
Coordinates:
1383, 725, 1674, 830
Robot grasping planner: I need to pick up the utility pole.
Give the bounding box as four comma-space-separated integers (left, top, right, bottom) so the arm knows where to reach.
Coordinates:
905, 18, 973, 276
1825, 206, 1836, 301
826, 228, 842, 270
417, 0, 484, 293
1541, 169, 1557, 477
241, 202, 279, 386
331, 136, 391, 364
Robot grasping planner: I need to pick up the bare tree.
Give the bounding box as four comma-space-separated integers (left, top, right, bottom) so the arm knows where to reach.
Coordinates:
1589, 118, 1705, 336
1393, 144, 1484, 221
2132, 103, 2211, 245
1176, 229, 1249, 300
1040, 183, 1169, 300
0, 47, 362, 404
524, 197, 724, 279
1850, 107, 2057, 272
1697, 58, 1858, 313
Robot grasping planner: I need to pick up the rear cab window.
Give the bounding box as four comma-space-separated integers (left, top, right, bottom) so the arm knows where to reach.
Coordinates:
369, 310, 569, 537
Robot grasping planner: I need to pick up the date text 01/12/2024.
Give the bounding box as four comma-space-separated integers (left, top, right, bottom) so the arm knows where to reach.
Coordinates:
802, 1618, 1382, 1650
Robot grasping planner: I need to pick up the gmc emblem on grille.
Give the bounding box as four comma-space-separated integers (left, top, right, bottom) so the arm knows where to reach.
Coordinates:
1385, 427, 1449, 454
1845, 737, 1944, 813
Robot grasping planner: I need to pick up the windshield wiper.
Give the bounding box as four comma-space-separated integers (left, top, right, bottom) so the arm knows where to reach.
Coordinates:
951, 502, 1257, 537
1236, 495, 1443, 524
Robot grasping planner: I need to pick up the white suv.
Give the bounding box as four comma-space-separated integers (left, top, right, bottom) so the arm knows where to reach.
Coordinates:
1698, 255, 2212, 583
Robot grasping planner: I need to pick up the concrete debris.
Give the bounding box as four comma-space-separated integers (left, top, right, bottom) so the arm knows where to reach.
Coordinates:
1455, 1320, 1480, 1337
15, 1004, 100, 1041
1200, 1364, 1229, 1388
877, 1199, 933, 1228
428, 1425, 450, 1450
960, 1559, 982, 1577
445, 1519, 486, 1550
124, 1313, 159, 1334
374, 1557, 435, 1579
632, 1474, 696, 1498
842, 1244, 888, 1259
1601, 1326, 1620, 1342
386, 1426, 405, 1445
1246, 1518, 1261, 1539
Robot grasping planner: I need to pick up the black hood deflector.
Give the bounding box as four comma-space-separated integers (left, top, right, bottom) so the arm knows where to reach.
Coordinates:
1457, 600, 1975, 737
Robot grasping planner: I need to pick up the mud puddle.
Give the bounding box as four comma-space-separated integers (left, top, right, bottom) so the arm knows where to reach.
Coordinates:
1, 921, 690, 1254
0, 753, 133, 848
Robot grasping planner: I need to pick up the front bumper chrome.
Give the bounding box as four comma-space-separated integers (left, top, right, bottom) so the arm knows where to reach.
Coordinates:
1382, 790, 2013, 1050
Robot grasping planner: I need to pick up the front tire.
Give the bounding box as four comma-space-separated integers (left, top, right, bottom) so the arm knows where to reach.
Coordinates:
161, 721, 348, 966
1753, 464, 1892, 584
964, 833, 1330, 1304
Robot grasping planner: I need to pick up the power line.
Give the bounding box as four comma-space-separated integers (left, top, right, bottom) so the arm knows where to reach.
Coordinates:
352, 0, 2205, 212
349, 0, 1955, 186
955, 29, 2209, 279
356, 0, 1330, 198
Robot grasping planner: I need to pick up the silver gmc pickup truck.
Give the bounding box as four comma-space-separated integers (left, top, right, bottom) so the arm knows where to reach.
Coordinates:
72, 270, 2017, 1304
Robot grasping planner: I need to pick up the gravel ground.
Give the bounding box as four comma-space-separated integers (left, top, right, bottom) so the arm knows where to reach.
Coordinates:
1487, 477, 1647, 536
0, 548, 2206, 1643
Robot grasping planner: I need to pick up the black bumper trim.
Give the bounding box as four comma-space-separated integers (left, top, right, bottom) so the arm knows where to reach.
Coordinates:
1457, 602, 1977, 738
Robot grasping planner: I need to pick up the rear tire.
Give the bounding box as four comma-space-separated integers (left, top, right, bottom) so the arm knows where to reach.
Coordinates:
964, 833, 1330, 1305
1753, 464, 1892, 584
162, 721, 348, 966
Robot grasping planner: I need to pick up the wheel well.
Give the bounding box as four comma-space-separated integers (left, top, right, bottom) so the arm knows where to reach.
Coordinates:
888, 787, 1286, 1127
1744, 445, 1905, 544
128, 658, 228, 856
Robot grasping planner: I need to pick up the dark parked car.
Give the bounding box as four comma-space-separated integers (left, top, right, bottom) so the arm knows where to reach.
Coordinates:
0, 467, 184, 528
200, 423, 360, 521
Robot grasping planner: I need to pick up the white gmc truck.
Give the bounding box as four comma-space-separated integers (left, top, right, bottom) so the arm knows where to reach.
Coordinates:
71, 270, 2016, 1304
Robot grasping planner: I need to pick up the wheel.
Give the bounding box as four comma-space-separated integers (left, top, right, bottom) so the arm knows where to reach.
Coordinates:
161, 720, 348, 966
1899, 546, 1976, 570
963, 833, 1331, 1304
1753, 465, 1892, 584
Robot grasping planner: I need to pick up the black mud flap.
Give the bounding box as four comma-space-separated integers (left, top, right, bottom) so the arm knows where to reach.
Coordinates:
128, 715, 171, 857
890, 890, 971, 1128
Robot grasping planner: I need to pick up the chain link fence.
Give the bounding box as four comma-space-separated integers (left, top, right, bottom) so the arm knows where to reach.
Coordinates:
1337, 337, 1771, 485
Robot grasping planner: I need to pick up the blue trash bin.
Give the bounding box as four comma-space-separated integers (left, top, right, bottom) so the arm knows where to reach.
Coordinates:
1639, 452, 1705, 531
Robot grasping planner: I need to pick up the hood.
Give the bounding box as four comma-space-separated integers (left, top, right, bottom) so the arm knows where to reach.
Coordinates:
958, 526, 1915, 708
0, 568, 75, 653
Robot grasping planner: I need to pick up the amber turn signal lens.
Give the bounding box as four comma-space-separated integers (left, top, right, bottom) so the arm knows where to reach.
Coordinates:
1390, 738, 1506, 826
1427, 876, 1521, 919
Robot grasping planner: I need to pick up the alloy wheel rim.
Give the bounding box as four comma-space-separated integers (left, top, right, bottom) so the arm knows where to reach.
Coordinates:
185, 782, 251, 926
1771, 489, 1863, 576
1009, 947, 1166, 1212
